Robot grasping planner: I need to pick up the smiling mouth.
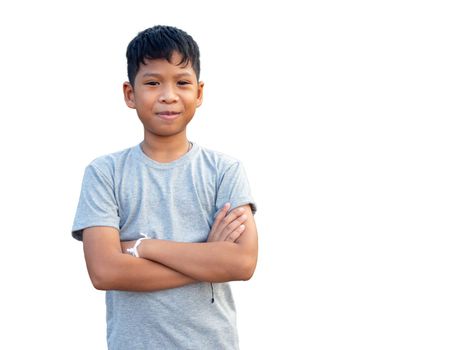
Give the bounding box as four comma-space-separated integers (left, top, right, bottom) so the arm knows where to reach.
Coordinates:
156, 111, 181, 120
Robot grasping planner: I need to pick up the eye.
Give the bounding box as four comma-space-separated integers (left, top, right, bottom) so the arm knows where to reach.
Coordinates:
178, 81, 191, 86
145, 81, 160, 86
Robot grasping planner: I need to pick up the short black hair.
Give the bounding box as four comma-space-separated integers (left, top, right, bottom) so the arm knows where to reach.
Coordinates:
126, 25, 200, 86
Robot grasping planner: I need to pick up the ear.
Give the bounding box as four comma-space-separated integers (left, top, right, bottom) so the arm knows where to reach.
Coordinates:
196, 81, 204, 108
123, 82, 136, 109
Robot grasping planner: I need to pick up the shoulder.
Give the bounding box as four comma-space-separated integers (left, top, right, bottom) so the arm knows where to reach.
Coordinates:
85, 145, 135, 180
195, 143, 243, 173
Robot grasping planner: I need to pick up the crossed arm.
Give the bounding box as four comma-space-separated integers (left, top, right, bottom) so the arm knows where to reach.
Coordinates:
82, 204, 258, 292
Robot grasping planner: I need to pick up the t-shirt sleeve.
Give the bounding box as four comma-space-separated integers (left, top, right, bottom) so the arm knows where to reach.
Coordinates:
71, 164, 120, 241
215, 161, 257, 216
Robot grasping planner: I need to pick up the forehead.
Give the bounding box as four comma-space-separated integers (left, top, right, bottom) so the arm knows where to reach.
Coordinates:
138, 52, 196, 77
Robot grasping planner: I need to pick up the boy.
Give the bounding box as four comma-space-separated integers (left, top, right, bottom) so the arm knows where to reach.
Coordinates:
71, 25, 258, 349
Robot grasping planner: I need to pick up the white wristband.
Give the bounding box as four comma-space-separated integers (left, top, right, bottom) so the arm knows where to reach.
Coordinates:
126, 233, 150, 258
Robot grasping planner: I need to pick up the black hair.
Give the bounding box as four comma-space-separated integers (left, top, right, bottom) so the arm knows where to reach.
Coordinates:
126, 25, 201, 86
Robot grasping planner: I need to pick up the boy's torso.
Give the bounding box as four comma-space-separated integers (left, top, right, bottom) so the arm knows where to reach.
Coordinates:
89, 142, 240, 349
113, 143, 218, 243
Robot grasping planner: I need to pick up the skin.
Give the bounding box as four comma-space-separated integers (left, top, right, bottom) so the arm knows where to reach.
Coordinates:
123, 52, 204, 163
83, 52, 258, 291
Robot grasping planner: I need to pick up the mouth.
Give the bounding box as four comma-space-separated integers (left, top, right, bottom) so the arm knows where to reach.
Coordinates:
156, 111, 181, 120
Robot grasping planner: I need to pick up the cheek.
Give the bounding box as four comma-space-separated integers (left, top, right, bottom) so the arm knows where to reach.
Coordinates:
135, 94, 156, 108
182, 92, 200, 107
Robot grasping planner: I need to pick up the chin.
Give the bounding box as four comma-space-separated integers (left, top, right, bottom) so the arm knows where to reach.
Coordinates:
146, 128, 187, 138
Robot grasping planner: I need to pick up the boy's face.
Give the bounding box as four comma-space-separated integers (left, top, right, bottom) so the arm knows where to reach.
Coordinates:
123, 52, 204, 138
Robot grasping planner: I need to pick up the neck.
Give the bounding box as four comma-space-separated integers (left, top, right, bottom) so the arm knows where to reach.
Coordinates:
141, 132, 191, 163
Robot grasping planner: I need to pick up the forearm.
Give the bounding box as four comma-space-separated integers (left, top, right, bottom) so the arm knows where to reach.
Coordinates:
138, 240, 254, 282
92, 254, 197, 292
83, 227, 196, 292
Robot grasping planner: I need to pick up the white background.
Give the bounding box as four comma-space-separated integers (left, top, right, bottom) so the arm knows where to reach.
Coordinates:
1, 0, 466, 349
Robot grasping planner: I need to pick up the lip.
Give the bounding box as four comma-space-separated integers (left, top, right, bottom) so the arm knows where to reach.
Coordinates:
156, 111, 181, 120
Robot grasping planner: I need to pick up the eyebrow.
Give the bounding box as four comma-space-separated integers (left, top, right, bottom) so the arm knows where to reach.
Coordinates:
142, 72, 193, 78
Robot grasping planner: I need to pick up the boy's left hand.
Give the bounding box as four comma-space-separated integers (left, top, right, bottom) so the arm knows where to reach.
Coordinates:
207, 203, 248, 243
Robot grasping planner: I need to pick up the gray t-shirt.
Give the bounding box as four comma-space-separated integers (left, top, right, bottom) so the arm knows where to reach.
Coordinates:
72, 142, 256, 350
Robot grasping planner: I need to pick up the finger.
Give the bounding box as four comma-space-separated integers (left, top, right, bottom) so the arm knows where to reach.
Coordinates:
208, 203, 231, 241
211, 203, 231, 233
225, 224, 246, 242
218, 209, 246, 239
218, 206, 246, 233
220, 214, 248, 241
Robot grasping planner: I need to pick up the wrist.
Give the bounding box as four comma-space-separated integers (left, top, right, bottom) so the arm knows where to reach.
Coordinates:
126, 233, 150, 258
139, 239, 164, 261
138, 238, 148, 258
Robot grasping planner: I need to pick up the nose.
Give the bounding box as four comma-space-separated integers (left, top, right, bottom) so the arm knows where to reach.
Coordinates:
158, 85, 179, 104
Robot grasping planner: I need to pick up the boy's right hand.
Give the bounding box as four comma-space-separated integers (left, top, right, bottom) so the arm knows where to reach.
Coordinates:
207, 203, 248, 243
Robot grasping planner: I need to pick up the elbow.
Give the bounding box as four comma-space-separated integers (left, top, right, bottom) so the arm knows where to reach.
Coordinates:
84, 250, 126, 291
241, 263, 256, 281
89, 271, 108, 290
90, 276, 108, 291
87, 266, 115, 291
236, 256, 257, 281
